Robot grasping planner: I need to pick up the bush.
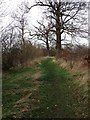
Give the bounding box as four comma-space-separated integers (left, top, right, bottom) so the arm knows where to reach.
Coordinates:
2, 42, 44, 70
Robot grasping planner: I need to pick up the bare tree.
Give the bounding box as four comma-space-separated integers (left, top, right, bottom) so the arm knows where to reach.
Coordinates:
11, 1, 30, 44
33, 19, 55, 56
1, 25, 19, 52
27, 0, 87, 56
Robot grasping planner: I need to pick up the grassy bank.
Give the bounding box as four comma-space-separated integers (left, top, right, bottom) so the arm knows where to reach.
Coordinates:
2, 65, 39, 118
2, 58, 88, 118
32, 58, 88, 118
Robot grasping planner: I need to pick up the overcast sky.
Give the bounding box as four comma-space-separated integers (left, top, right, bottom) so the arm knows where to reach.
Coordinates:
1, 0, 89, 45
1, 0, 43, 28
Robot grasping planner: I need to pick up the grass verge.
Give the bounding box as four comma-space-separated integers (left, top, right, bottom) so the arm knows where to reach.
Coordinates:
2, 66, 38, 118
32, 58, 88, 118
2, 58, 88, 118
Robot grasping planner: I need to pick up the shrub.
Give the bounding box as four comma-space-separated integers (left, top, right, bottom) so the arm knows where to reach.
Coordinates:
2, 42, 44, 70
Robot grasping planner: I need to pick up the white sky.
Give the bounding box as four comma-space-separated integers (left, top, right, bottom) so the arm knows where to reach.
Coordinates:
0, 0, 89, 45
1, 0, 43, 27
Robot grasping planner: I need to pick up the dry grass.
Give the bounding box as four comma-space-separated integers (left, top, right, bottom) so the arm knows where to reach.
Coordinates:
55, 58, 88, 88
31, 72, 41, 81
12, 68, 42, 118
15, 93, 32, 104
3, 57, 88, 118
30, 57, 88, 88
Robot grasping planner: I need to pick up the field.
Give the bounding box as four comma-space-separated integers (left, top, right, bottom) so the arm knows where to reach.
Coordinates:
2, 57, 89, 119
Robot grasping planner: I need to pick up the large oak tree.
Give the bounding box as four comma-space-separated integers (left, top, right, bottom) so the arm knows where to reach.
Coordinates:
28, 0, 87, 56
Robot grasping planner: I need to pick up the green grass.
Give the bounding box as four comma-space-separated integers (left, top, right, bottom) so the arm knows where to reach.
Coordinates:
32, 58, 88, 118
2, 58, 88, 118
2, 66, 36, 117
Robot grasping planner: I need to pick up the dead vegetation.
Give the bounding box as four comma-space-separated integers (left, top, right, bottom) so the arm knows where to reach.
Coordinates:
11, 65, 42, 118
55, 58, 88, 89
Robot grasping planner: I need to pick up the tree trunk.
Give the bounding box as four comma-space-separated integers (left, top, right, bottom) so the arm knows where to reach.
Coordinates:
56, 32, 62, 58
46, 37, 50, 56
55, 4, 62, 58
56, 31, 62, 51
21, 26, 25, 44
